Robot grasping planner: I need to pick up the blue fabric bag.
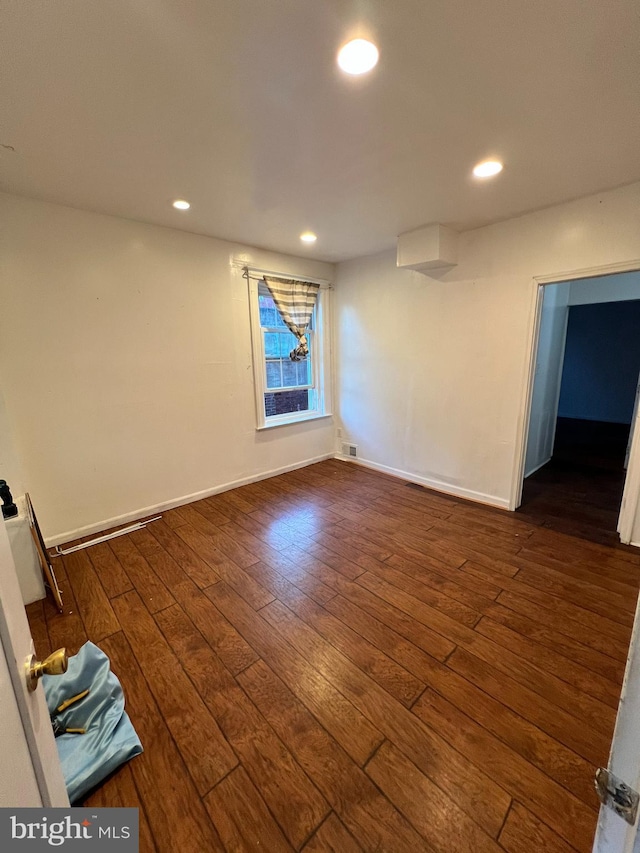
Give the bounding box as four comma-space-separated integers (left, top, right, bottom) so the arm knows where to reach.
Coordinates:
43, 641, 143, 803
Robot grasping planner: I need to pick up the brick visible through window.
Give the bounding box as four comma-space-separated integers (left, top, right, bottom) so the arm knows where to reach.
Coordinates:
264, 389, 310, 416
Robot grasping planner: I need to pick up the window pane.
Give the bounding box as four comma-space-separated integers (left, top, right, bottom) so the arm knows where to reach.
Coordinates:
265, 360, 282, 388
259, 292, 288, 328
279, 332, 298, 357
264, 390, 310, 417
282, 360, 298, 387
258, 295, 276, 327
297, 358, 311, 385
264, 332, 280, 358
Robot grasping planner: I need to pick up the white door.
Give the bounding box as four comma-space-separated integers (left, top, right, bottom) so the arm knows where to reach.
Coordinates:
0, 514, 69, 806
524, 282, 570, 478
619, 398, 640, 545
593, 586, 640, 851
625, 372, 640, 469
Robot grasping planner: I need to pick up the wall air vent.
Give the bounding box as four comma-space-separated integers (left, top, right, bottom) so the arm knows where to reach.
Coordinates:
341, 443, 358, 458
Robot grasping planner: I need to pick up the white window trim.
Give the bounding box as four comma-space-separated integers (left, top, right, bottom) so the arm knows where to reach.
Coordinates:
247, 269, 333, 430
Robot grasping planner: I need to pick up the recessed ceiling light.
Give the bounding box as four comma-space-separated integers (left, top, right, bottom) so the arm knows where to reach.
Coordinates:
300, 232, 317, 243
172, 199, 190, 210
473, 160, 503, 178
337, 39, 379, 75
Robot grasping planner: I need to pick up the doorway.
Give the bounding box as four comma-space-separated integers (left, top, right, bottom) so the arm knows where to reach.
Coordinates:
518, 270, 640, 545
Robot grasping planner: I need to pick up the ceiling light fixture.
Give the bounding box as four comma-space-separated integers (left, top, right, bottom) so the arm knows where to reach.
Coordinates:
300, 232, 317, 243
472, 160, 503, 178
172, 199, 191, 210
337, 39, 379, 75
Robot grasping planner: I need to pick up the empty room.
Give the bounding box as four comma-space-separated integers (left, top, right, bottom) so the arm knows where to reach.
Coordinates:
2, 2, 640, 852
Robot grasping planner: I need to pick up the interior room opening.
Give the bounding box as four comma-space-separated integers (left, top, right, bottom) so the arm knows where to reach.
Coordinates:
520, 270, 640, 544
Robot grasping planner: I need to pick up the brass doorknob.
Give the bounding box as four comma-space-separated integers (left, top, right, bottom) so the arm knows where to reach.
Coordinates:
26, 648, 68, 691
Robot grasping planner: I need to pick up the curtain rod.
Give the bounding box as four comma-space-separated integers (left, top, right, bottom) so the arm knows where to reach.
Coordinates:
241, 265, 333, 288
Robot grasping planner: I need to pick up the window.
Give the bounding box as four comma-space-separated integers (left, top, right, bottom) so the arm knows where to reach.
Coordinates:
248, 271, 331, 429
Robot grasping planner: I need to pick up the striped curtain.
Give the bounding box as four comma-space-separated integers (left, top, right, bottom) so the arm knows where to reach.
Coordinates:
263, 276, 320, 361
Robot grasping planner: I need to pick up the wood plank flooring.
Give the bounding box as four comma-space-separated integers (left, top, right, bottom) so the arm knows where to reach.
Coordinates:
26, 459, 640, 852
518, 417, 629, 546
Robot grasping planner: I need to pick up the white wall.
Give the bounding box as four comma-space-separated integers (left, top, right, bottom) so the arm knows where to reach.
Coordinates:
335, 180, 640, 531
569, 271, 640, 305
0, 390, 26, 497
0, 194, 335, 542
4, 184, 640, 547
524, 282, 570, 477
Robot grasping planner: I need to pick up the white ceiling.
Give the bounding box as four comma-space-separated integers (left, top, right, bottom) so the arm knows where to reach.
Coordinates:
2, 1, 639, 262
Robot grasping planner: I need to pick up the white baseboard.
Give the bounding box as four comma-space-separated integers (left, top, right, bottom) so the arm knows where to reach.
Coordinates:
524, 456, 552, 479
45, 453, 334, 547
334, 453, 511, 510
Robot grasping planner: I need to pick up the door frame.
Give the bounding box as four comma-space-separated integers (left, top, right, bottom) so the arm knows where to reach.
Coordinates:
618, 404, 640, 544
593, 588, 640, 852
624, 371, 640, 469
509, 259, 640, 544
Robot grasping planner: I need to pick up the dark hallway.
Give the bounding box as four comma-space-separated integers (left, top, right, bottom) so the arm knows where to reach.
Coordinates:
520, 296, 640, 547
519, 418, 629, 546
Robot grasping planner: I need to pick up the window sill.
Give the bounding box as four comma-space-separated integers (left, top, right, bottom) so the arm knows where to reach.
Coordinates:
256, 412, 333, 431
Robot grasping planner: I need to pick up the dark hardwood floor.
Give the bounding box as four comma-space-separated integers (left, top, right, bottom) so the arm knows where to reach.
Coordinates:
519, 417, 631, 545
26, 459, 640, 852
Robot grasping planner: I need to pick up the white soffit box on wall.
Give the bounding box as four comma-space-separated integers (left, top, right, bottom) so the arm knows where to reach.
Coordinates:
397, 223, 458, 273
